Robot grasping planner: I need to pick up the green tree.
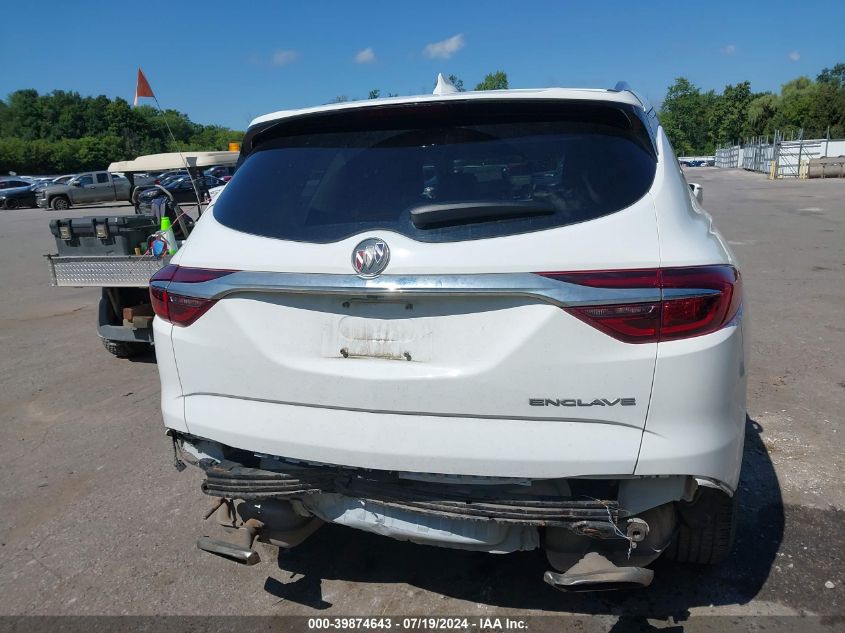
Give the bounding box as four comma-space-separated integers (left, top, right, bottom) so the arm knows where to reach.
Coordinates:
744, 93, 779, 137
0, 88, 243, 173
806, 80, 845, 137
708, 81, 753, 146
368, 89, 380, 99
771, 77, 819, 136
817, 63, 845, 86
659, 77, 716, 154
5, 89, 41, 141
475, 71, 508, 91
448, 74, 465, 92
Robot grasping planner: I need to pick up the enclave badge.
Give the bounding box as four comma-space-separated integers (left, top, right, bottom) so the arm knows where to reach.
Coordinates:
352, 238, 390, 277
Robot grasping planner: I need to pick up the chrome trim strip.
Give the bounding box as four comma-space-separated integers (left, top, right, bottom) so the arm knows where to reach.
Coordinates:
164, 272, 720, 308
166, 272, 662, 308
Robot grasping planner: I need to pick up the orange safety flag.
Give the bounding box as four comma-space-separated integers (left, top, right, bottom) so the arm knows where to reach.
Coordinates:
134, 68, 155, 106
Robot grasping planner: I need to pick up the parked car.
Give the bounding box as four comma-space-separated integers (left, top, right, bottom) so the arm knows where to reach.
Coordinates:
133, 173, 187, 197
33, 175, 75, 191
204, 165, 236, 181
152, 84, 746, 592
136, 175, 224, 211
153, 170, 188, 185
0, 184, 38, 209
0, 178, 33, 190
36, 172, 131, 210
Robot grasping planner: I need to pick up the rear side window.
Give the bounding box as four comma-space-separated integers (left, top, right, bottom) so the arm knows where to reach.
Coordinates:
214, 100, 657, 243
1, 180, 29, 188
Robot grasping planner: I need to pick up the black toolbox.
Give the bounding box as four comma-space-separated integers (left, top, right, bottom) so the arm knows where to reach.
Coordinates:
49, 215, 159, 256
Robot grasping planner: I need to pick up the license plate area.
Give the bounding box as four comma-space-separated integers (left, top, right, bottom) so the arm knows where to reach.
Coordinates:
321, 299, 432, 361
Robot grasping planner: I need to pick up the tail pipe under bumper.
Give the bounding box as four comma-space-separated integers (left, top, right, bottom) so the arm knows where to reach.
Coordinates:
544, 552, 654, 591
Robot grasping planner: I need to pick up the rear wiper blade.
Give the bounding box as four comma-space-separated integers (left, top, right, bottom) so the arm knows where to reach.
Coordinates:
409, 200, 555, 228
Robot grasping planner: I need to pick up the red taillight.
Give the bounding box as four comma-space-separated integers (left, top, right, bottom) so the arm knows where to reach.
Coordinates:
539, 265, 741, 343
149, 265, 234, 326
659, 266, 740, 341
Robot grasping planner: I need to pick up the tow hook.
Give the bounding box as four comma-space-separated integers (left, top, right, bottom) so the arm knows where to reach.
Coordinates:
196, 499, 264, 565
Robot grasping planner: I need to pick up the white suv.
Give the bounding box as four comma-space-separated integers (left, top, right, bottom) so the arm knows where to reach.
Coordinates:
152, 80, 746, 591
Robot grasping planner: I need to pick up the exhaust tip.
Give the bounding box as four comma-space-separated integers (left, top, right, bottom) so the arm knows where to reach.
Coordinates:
197, 535, 260, 565
544, 571, 651, 592
544, 553, 654, 592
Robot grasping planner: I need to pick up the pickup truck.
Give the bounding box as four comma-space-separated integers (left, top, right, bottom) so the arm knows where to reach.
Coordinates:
36, 172, 132, 210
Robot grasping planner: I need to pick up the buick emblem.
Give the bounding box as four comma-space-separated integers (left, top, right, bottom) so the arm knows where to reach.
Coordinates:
352, 238, 390, 277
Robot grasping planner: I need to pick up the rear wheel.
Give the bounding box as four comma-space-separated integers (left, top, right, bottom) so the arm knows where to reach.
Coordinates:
5, 199, 19, 210
665, 487, 737, 564
101, 338, 148, 358
51, 196, 70, 211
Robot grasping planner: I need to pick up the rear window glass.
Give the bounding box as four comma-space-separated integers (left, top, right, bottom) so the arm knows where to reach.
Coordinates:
214, 101, 657, 243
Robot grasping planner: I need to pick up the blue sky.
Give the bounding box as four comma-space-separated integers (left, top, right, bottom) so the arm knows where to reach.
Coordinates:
1, 0, 843, 130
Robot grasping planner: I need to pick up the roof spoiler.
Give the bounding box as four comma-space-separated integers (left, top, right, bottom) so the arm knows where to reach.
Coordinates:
610, 81, 660, 153
610, 81, 654, 112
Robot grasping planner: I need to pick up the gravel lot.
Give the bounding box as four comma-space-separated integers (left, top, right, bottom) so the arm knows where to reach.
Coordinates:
0, 169, 843, 627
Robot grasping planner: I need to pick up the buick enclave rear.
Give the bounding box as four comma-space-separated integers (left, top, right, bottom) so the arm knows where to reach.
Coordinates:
152, 82, 746, 591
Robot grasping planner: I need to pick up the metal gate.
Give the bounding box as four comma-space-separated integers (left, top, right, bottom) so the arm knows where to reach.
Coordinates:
774, 139, 822, 178
715, 145, 740, 168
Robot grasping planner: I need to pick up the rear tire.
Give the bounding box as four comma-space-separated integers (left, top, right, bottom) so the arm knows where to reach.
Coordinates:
5, 199, 19, 210
51, 196, 70, 211
665, 487, 737, 564
101, 338, 148, 358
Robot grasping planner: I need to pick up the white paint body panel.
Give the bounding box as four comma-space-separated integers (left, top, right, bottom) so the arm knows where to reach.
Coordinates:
637, 323, 747, 489
184, 396, 645, 478
249, 88, 643, 128
168, 193, 661, 478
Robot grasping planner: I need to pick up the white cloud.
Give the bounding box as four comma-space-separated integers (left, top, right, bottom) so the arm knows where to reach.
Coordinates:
354, 47, 376, 64
723, 44, 736, 55
788, 50, 801, 61
423, 34, 465, 60
271, 49, 299, 66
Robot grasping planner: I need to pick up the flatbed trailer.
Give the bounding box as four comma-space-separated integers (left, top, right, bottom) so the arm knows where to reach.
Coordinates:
47, 254, 172, 356
45, 151, 237, 357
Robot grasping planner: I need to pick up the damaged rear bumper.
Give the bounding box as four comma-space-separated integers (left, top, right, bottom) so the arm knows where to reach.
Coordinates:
201, 459, 625, 526
200, 457, 630, 553
181, 436, 691, 557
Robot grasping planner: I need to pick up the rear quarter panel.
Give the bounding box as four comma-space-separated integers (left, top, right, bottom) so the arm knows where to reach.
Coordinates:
650, 129, 736, 268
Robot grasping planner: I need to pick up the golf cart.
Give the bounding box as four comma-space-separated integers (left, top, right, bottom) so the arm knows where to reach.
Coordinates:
45, 150, 238, 357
